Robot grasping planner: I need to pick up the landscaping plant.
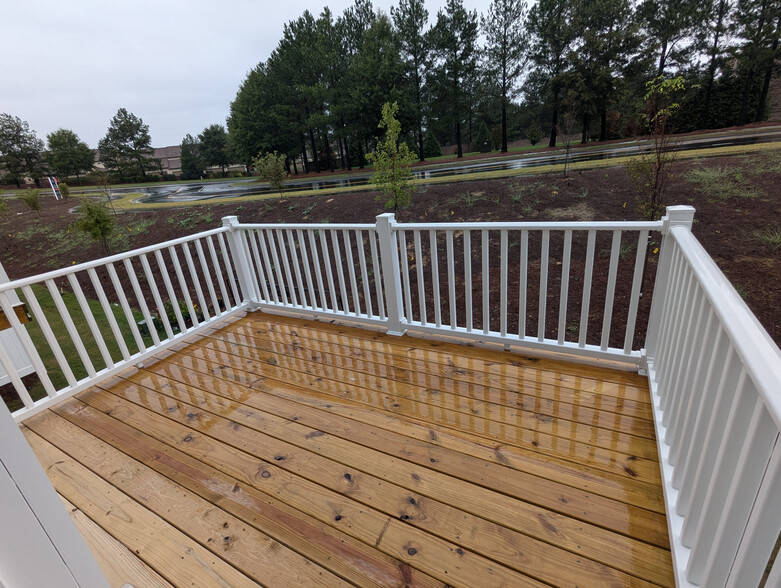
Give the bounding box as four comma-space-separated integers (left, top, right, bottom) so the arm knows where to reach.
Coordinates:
253, 151, 288, 191
367, 101, 416, 212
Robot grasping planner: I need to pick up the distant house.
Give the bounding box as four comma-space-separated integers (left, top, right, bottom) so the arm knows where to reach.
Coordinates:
154, 145, 181, 176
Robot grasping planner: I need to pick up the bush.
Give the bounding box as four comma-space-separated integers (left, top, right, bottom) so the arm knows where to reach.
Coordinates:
423, 133, 442, 158
58, 181, 70, 199
526, 121, 543, 146
76, 198, 115, 253
20, 189, 41, 217
253, 151, 288, 191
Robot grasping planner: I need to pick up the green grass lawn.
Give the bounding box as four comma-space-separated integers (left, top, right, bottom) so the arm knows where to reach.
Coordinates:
4, 284, 153, 411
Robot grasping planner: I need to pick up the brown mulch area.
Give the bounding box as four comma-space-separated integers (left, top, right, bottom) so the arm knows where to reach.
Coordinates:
1, 151, 779, 348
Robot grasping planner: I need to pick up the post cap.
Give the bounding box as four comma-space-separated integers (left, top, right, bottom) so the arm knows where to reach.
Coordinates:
222, 215, 240, 228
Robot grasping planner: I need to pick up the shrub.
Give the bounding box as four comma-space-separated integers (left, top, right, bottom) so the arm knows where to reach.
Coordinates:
20, 189, 41, 217
423, 133, 442, 158
526, 121, 543, 146
253, 151, 288, 191
76, 198, 115, 253
58, 181, 70, 199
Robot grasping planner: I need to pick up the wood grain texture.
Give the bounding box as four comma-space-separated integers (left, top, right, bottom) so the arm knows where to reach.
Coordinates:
57, 495, 174, 588
22, 313, 674, 587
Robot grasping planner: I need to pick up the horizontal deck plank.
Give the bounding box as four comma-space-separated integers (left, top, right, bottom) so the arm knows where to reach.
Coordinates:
23, 426, 262, 588
246, 313, 651, 398
25, 410, 346, 587
59, 495, 173, 588
193, 333, 659, 456
209, 323, 657, 435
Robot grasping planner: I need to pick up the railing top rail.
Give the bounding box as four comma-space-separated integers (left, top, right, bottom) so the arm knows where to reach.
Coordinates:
671, 225, 781, 429
389, 220, 664, 231
0, 226, 229, 293
237, 223, 376, 231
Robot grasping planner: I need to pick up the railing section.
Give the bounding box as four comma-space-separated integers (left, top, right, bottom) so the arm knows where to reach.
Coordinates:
228, 214, 663, 366
645, 206, 781, 587
0, 227, 244, 421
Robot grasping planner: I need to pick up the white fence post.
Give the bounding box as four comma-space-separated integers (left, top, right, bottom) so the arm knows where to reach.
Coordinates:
221, 216, 257, 306
645, 206, 695, 366
375, 213, 406, 335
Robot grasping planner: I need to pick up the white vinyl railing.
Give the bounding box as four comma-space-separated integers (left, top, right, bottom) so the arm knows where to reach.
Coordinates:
230, 214, 663, 365
2, 207, 780, 586
645, 206, 781, 587
0, 227, 245, 422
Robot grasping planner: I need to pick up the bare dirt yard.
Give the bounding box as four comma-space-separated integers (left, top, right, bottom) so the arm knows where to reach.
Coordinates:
1, 150, 779, 348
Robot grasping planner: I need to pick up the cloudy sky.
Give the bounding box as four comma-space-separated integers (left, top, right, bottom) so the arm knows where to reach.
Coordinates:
2, 0, 490, 149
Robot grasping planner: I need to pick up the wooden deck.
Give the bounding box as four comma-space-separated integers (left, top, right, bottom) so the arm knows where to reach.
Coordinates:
21, 313, 674, 587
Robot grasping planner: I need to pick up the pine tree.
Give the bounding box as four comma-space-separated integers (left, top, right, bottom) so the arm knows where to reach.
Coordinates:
482, 0, 528, 152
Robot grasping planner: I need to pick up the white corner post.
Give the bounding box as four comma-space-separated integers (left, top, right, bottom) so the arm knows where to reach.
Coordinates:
644, 205, 695, 372
375, 213, 406, 335
0, 399, 109, 587
221, 216, 258, 307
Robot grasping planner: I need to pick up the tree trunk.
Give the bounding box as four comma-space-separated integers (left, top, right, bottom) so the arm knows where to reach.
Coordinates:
418, 129, 425, 162
358, 137, 365, 169
756, 15, 781, 122
501, 101, 508, 153
657, 39, 668, 77
581, 113, 588, 144
292, 157, 298, 175
324, 131, 334, 172
599, 109, 607, 142
456, 121, 463, 158
340, 118, 352, 170
549, 88, 560, 148
701, 3, 726, 128
299, 134, 310, 173
738, 68, 756, 125
337, 136, 345, 170
308, 127, 320, 173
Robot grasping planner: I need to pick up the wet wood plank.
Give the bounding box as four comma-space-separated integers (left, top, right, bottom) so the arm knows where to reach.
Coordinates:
93, 372, 661, 587
22, 313, 674, 587
23, 427, 262, 588
58, 495, 173, 588
50, 395, 444, 588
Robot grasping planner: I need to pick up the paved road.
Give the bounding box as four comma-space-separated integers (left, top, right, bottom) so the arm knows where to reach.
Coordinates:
119, 127, 781, 204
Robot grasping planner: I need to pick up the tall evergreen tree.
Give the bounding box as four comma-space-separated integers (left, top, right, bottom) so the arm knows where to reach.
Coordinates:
733, 0, 779, 124
97, 108, 157, 181
697, 0, 734, 127
392, 0, 430, 161
430, 0, 479, 158
482, 0, 528, 152
570, 0, 637, 142
637, 0, 703, 76
528, 0, 577, 147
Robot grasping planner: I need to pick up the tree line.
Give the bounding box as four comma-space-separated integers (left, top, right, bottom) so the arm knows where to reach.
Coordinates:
227, 0, 780, 171
0, 108, 232, 187
2, 0, 778, 186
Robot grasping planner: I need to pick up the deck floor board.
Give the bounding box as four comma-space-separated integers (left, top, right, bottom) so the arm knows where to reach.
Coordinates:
23, 313, 674, 587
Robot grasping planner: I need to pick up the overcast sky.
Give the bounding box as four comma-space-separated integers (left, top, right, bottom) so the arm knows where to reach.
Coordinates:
2, 0, 491, 149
